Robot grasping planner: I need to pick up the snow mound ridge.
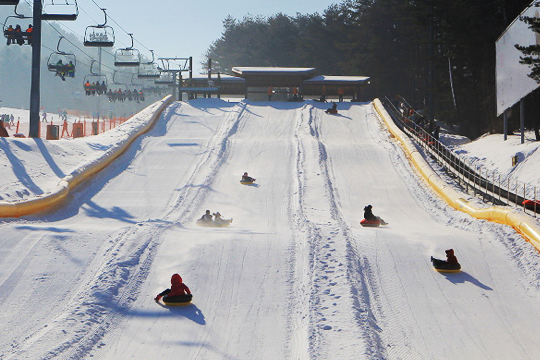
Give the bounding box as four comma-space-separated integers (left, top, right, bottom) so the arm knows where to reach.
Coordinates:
373, 98, 540, 251
0, 95, 174, 218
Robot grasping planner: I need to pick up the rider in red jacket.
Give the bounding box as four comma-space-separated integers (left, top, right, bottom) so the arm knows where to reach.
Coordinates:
154, 274, 191, 301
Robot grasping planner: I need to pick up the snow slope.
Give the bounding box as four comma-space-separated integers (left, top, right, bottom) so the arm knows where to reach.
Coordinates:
451, 132, 540, 188
1, 100, 540, 359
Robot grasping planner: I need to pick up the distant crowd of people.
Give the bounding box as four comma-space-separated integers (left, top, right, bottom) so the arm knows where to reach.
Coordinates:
107, 89, 145, 103
84, 81, 167, 102
394, 96, 441, 141
84, 81, 108, 96
0, 114, 15, 137
4, 24, 32, 46
1, 114, 14, 127
87, 32, 110, 43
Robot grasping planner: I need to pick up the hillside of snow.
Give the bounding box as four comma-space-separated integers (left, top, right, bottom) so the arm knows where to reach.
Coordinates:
1, 99, 540, 359
450, 132, 540, 188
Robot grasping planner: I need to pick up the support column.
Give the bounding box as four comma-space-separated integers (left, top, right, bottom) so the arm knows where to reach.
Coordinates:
29, 0, 43, 138
520, 98, 525, 144
503, 109, 508, 141
178, 72, 182, 101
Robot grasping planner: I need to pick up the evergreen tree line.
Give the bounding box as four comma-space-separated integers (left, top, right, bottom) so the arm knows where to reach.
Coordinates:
204, 0, 536, 139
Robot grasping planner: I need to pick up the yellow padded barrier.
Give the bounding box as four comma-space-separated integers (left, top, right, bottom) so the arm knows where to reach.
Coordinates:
0, 95, 174, 218
373, 98, 540, 250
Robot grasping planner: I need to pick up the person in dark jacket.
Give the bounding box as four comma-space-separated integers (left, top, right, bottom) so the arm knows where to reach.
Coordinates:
241, 172, 255, 182
364, 205, 377, 221
363, 205, 387, 225
432, 125, 440, 140
14, 25, 24, 46
0, 121, 9, 137
154, 274, 191, 301
25, 24, 32, 45
5, 25, 14, 45
200, 210, 212, 222
445, 249, 458, 264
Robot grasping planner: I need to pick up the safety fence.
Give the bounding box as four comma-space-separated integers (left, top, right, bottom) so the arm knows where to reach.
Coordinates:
382, 96, 539, 218
5, 117, 129, 139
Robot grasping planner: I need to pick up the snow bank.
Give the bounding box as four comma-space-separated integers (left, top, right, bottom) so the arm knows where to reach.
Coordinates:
0, 95, 173, 217
373, 99, 540, 249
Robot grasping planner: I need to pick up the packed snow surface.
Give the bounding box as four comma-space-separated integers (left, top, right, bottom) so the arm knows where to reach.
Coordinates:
1, 99, 540, 360
450, 132, 540, 188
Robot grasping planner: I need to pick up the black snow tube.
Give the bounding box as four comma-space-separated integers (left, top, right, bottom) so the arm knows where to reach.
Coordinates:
162, 294, 193, 306
431, 258, 461, 272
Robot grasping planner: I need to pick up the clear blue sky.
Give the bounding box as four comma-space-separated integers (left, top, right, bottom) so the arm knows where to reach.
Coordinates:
63, 0, 339, 73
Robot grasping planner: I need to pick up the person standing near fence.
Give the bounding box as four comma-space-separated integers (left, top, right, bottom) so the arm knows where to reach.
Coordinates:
338, 86, 345, 102
61, 119, 71, 138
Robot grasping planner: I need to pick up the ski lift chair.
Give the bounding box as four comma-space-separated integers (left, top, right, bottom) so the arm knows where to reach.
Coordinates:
138, 50, 160, 79
114, 48, 140, 67
3, 3, 31, 45
83, 8, 114, 47
84, 26, 114, 47
83, 74, 107, 95
46, 37, 76, 80
82, 60, 108, 95
138, 63, 160, 79
114, 33, 140, 67
42, 0, 78, 21
154, 72, 176, 85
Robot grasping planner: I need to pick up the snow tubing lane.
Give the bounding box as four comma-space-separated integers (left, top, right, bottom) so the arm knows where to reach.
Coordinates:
373, 98, 540, 252
162, 294, 193, 306
0, 95, 174, 218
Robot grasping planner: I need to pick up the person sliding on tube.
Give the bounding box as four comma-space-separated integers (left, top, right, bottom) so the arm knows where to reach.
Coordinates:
431, 249, 460, 271
154, 274, 191, 301
326, 102, 337, 114
364, 205, 387, 225
200, 210, 212, 222
241, 172, 255, 182
444, 249, 458, 264
213, 212, 227, 225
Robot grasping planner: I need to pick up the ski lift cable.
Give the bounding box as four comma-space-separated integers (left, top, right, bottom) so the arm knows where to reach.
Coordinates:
42, 22, 137, 79
40, 20, 122, 75
19, 0, 159, 74
87, 0, 162, 60
26, 0, 160, 62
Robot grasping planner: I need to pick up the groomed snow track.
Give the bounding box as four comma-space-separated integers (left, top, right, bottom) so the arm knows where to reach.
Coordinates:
1, 99, 540, 360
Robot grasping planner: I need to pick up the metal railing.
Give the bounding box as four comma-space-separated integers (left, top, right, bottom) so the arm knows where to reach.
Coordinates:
382, 96, 539, 217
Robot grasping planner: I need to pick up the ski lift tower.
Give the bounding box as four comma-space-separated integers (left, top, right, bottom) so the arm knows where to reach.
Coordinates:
158, 57, 192, 101
28, 0, 78, 138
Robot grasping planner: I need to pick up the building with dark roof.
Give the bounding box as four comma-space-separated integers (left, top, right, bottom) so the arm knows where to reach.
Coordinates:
181, 66, 370, 101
